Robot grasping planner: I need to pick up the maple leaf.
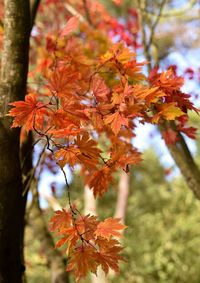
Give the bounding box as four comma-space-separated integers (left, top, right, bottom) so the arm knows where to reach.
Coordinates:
48, 124, 81, 138
96, 238, 124, 274
76, 133, 101, 168
95, 218, 127, 240
50, 211, 98, 254
152, 103, 184, 123
54, 146, 80, 168
104, 111, 128, 135
47, 66, 80, 98
111, 83, 134, 105
124, 60, 146, 82
88, 109, 104, 131
54, 224, 80, 255
61, 99, 89, 125
48, 109, 76, 129
100, 42, 133, 65
49, 209, 72, 232
169, 91, 199, 113
60, 16, 79, 37
110, 142, 142, 171
179, 126, 197, 139
76, 214, 99, 242
160, 103, 185, 120
67, 245, 98, 282
149, 68, 184, 94
87, 166, 113, 197
7, 93, 46, 131
91, 76, 110, 102
133, 84, 165, 105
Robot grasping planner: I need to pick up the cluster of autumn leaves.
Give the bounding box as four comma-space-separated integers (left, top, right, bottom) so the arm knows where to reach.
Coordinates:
49, 209, 126, 281
7, 16, 197, 281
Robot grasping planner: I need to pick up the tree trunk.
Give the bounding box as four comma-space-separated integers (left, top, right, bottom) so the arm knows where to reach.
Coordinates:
166, 131, 200, 199
0, 1, 30, 282
30, 185, 70, 283
114, 171, 130, 224
20, 132, 33, 283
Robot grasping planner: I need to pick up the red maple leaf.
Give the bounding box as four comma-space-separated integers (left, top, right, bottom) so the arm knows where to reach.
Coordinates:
7, 93, 46, 131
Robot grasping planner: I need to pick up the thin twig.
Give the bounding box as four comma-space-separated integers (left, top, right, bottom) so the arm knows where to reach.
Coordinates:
22, 142, 47, 196
82, 0, 94, 26
64, 2, 86, 23
141, 0, 196, 18
148, 0, 167, 49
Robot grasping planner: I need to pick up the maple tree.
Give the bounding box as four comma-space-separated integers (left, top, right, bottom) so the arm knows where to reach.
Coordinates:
0, 0, 199, 282
7, 10, 199, 280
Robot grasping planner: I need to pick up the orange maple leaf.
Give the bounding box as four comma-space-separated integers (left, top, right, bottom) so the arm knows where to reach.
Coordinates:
91, 76, 110, 102
76, 133, 101, 168
110, 142, 141, 171
88, 108, 104, 131
104, 111, 128, 135
7, 93, 46, 131
133, 85, 165, 105
95, 218, 127, 240
50, 211, 97, 255
48, 125, 81, 138
48, 109, 76, 129
87, 166, 112, 197
48, 66, 80, 98
76, 214, 99, 241
152, 102, 184, 123
149, 68, 184, 94
96, 238, 124, 274
60, 16, 79, 37
49, 209, 72, 232
61, 99, 89, 125
54, 146, 80, 168
67, 245, 98, 282
100, 42, 133, 65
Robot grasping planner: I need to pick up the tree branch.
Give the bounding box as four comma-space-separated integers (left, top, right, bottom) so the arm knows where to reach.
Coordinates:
163, 129, 200, 200
82, 0, 94, 26
64, 2, 86, 23
140, 0, 196, 18
147, 0, 167, 49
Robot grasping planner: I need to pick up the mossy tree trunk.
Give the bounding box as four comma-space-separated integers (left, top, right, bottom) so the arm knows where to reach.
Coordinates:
0, 1, 30, 282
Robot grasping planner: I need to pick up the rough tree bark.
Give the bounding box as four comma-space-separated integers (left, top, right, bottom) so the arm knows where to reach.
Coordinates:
20, 132, 33, 283
0, 1, 30, 282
